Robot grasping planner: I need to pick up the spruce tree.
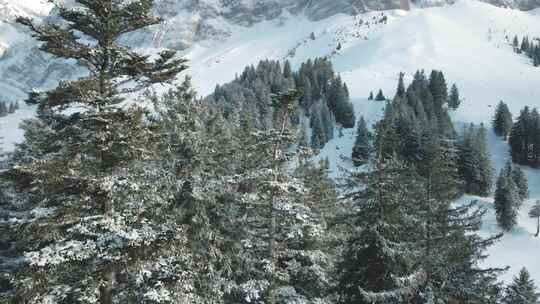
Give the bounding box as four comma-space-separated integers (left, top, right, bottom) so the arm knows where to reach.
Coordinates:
448, 84, 461, 110
493, 101, 513, 139
375, 89, 386, 101
351, 116, 372, 166
458, 124, 493, 196
529, 200, 540, 237
513, 35, 520, 50
494, 167, 519, 231
8, 1, 188, 302
338, 123, 425, 304
512, 165, 529, 202
503, 268, 538, 304
396, 72, 406, 98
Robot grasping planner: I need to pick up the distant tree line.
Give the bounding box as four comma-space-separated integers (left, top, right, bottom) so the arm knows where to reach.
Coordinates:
207, 58, 355, 149
512, 35, 540, 66
0, 101, 19, 117
508, 106, 540, 167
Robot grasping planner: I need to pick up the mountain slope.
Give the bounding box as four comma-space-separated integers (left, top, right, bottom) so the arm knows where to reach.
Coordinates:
1, 0, 539, 285
184, 0, 540, 284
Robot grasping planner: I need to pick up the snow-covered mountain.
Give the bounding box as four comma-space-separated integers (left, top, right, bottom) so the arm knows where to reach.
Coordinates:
1, 0, 540, 287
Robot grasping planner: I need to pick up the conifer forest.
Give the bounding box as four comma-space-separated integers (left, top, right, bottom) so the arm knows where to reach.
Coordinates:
0, 0, 540, 303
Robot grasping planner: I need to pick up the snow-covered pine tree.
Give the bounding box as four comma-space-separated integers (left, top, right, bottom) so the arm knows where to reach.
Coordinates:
529, 200, 540, 237
417, 138, 503, 302
351, 116, 372, 166
338, 123, 425, 304
503, 268, 539, 304
230, 90, 332, 304
493, 101, 513, 139
7, 1, 190, 302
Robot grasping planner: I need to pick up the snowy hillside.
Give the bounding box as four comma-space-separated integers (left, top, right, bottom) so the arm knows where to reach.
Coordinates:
1, 0, 540, 285
183, 0, 540, 284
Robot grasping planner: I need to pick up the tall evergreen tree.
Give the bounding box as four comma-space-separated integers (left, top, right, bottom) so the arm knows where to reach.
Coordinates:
458, 124, 493, 196
338, 123, 425, 304
7, 1, 188, 302
503, 268, 538, 304
512, 165, 529, 202
494, 166, 520, 231
493, 101, 513, 139
375, 89, 386, 101
448, 84, 461, 110
529, 200, 540, 237
396, 72, 406, 98
351, 116, 372, 166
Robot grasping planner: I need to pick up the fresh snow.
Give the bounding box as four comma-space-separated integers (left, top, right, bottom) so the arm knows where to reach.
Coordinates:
1, 0, 540, 284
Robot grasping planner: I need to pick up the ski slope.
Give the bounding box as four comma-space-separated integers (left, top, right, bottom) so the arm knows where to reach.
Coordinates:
1, 0, 539, 284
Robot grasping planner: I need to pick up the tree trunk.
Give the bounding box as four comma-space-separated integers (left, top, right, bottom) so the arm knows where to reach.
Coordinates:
100, 270, 115, 304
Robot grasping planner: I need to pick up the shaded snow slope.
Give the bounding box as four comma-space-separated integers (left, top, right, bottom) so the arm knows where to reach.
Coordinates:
1, 0, 540, 284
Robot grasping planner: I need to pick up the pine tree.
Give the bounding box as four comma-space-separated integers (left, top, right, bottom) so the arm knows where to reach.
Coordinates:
521, 36, 531, 54
8, 1, 189, 302
494, 167, 519, 231
458, 124, 493, 196
529, 200, 540, 237
351, 116, 372, 166
513, 35, 520, 51
503, 268, 539, 304
375, 89, 386, 101
512, 165, 529, 202
396, 72, 406, 98
0, 102, 6, 117
338, 122, 425, 304
448, 84, 461, 110
368, 91, 374, 100
493, 101, 513, 139
429, 70, 448, 113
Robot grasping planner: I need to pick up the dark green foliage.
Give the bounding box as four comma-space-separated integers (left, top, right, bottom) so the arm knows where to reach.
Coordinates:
529, 200, 540, 237
512, 165, 529, 201
493, 101, 513, 139
503, 268, 539, 304
512, 35, 540, 67
457, 123, 493, 197
448, 84, 461, 110
6, 1, 189, 302
396, 72, 406, 98
509, 106, 540, 167
494, 164, 520, 231
0, 102, 6, 117
513, 35, 520, 50
351, 116, 372, 166
375, 71, 458, 189
207, 57, 355, 148
338, 153, 425, 304
429, 70, 448, 115
375, 89, 386, 101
